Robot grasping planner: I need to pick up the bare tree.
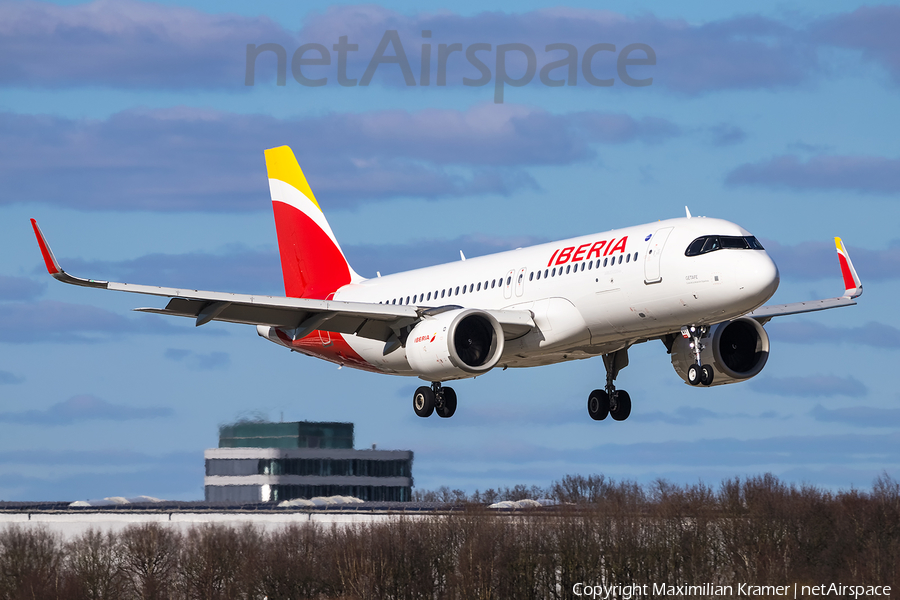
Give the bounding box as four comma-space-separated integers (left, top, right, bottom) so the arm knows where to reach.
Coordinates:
0, 525, 63, 600
119, 523, 180, 600
178, 524, 248, 600
65, 528, 123, 600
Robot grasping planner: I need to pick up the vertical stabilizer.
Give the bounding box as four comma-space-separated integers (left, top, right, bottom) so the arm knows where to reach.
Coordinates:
264, 146, 362, 299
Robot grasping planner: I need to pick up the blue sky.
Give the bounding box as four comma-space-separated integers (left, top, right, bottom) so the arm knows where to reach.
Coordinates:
1, 0, 899, 501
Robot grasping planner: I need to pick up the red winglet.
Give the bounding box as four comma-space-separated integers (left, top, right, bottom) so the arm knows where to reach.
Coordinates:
30, 219, 62, 275
834, 237, 862, 298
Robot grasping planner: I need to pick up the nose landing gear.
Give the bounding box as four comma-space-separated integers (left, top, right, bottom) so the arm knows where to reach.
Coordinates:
683, 325, 714, 386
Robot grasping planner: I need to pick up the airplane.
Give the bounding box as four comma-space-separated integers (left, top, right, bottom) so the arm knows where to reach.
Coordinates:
30, 145, 863, 422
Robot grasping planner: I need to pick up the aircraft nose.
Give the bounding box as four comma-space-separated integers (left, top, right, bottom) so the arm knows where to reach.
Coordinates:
741, 251, 780, 303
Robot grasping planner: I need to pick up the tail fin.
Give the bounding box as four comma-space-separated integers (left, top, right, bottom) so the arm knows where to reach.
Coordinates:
264, 146, 362, 299
835, 237, 862, 298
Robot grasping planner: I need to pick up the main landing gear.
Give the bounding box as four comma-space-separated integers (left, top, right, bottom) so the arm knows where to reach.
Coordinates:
682, 325, 714, 386
588, 348, 632, 422
413, 382, 457, 419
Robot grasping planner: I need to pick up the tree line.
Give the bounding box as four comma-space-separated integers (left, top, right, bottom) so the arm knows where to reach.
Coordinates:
1, 473, 897, 599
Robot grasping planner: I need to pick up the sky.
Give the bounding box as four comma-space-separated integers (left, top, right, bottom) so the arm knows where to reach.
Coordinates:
1, 0, 899, 501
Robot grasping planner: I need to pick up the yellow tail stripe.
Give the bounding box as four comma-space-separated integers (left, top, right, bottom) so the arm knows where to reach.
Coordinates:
264, 146, 321, 211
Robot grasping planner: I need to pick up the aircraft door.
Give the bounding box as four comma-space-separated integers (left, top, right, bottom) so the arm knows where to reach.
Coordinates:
503, 269, 515, 299
515, 267, 527, 297
644, 227, 673, 284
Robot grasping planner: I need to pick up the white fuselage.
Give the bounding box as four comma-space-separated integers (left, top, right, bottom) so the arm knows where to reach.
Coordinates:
320, 217, 779, 376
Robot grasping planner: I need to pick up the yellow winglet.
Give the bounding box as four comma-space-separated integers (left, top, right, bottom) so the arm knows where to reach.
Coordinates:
264, 146, 320, 210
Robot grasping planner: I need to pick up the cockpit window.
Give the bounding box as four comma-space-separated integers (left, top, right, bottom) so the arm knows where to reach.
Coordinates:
685, 235, 764, 256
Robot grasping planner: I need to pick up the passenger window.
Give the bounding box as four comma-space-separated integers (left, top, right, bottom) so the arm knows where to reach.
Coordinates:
484, 281, 488, 289
626, 254, 630, 263
634, 252, 638, 261
491, 279, 495, 289
518, 274, 523, 283
406, 296, 410, 304
470, 284, 474, 292
441, 290, 446, 298
618, 255, 623, 264
536, 270, 541, 280
565, 265, 570, 274
529, 272, 534, 281
552, 268, 556, 277
477, 282, 481, 291
392, 299, 396, 304
581, 262, 585, 271
506, 276, 511, 286
455, 286, 460, 295
427, 292, 432, 301
603, 258, 608, 267
587, 261, 592, 270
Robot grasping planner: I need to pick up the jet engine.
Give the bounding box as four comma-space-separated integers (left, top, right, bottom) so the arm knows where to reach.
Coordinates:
670, 317, 769, 386
406, 308, 505, 381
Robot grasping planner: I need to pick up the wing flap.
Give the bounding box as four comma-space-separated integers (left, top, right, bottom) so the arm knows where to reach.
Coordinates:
135, 297, 419, 342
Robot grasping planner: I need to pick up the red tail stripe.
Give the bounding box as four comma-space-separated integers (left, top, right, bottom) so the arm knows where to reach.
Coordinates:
272, 202, 351, 299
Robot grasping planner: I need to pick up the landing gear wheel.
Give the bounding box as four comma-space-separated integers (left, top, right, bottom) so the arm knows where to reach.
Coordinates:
700, 365, 714, 386
687, 364, 702, 386
413, 386, 435, 417
437, 387, 457, 418
587, 389, 610, 421
610, 390, 632, 421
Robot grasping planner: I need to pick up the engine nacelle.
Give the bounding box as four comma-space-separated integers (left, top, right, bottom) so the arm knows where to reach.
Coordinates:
406, 308, 505, 381
670, 317, 769, 386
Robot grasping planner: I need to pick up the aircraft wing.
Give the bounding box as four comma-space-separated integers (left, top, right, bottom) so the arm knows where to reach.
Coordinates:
30, 219, 535, 344
748, 237, 863, 325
